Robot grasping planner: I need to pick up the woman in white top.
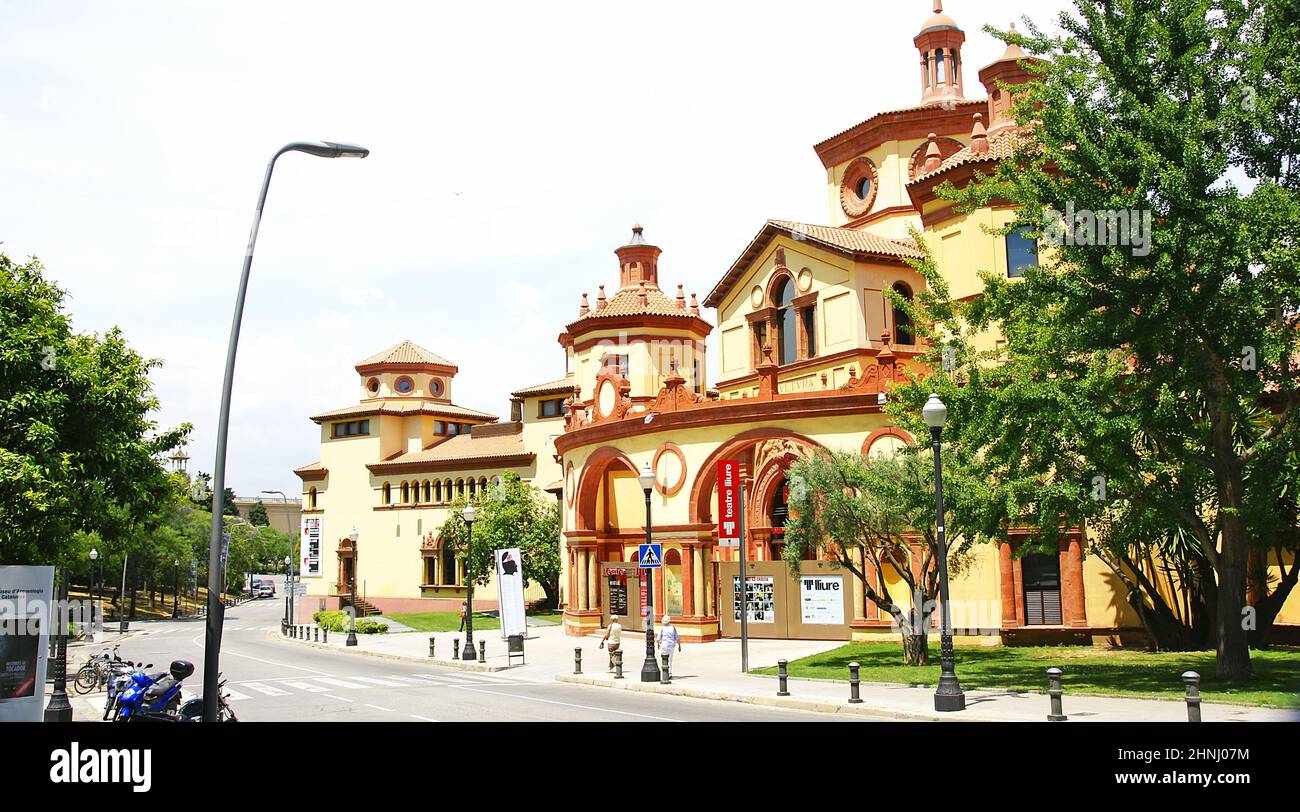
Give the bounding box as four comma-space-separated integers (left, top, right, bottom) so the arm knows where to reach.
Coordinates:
657, 614, 680, 677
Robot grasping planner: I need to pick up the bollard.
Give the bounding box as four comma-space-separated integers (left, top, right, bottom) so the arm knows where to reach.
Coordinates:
428, 637, 436, 658
660, 654, 671, 684
1182, 671, 1202, 722
574, 647, 582, 675
453, 638, 461, 660
1046, 667, 1067, 721
314, 626, 319, 643
614, 648, 624, 680
478, 640, 486, 663
292, 625, 297, 639
848, 662, 862, 703
777, 659, 790, 697
323, 627, 328, 644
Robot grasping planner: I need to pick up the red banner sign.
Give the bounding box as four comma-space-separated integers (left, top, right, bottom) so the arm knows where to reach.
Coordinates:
717, 459, 740, 548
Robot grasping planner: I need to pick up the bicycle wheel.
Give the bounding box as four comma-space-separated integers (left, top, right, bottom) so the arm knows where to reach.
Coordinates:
73, 664, 98, 694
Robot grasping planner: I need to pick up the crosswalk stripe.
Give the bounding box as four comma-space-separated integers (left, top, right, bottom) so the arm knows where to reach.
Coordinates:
385, 675, 429, 684
282, 680, 330, 693
222, 688, 251, 701
313, 677, 368, 690
243, 682, 291, 696
348, 676, 407, 687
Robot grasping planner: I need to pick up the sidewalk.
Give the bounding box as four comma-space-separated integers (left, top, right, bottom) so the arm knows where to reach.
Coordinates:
273, 623, 1299, 722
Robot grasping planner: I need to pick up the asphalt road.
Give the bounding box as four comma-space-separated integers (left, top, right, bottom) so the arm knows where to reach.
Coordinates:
71, 582, 890, 722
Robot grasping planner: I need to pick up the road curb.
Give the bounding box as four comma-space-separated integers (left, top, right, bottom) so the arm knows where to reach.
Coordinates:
552, 674, 969, 721
266, 629, 510, 673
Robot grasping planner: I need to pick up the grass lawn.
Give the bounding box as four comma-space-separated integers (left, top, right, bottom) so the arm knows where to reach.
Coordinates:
753, 642, 1300, 708
386, 609, 564, 632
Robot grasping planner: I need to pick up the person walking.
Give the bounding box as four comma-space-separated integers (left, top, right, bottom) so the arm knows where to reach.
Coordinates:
600, 618, 623, 671
457, 601, 467, 632
657, 614, 680, 678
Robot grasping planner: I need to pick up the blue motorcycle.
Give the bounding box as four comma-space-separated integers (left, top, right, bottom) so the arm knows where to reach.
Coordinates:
114, 660, 194, 722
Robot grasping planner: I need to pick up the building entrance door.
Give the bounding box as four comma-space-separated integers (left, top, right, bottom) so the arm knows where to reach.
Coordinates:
1022, 552, 1062, 625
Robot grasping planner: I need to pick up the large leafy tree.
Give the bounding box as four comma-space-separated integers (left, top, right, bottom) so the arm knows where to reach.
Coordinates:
440, 474, 562, 609
0, 254, 189, 569
781, 451, 980, 665
892, 0, 1298, 680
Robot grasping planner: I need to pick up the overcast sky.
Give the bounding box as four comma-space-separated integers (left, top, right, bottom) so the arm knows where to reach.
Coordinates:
0, 0, 1073, 499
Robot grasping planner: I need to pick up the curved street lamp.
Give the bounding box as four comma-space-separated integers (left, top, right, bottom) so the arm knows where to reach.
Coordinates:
202, 141, 369, 721
637, 461, 661, 682
461, 503, 478, 660
923, 393, 965, 712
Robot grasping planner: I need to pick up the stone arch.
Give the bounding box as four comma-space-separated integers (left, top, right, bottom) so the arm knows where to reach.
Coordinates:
688, 427, 825, 525
574, 446, 639, 532
861, 426, 915, 457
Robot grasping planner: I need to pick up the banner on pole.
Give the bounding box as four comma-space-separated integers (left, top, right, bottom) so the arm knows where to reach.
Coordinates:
717, 459, 741, 548
494, 548, 526, 639
0, 565, 54, 722
301, 516, 321, 578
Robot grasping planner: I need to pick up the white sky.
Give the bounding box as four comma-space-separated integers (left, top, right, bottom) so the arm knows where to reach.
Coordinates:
0, 0, 1072, 499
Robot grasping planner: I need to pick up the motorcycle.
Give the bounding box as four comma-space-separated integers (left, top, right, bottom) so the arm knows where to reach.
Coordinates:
104, 659, 156, 721
177, 674, 239, 722
114, 660, 193, 722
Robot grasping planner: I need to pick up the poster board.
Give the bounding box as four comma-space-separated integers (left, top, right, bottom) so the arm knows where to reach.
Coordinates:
0, 566, 54, 722
494, 548, 527, 639
301, 516, 321, 577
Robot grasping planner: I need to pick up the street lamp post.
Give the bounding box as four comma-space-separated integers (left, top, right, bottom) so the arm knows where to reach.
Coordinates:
461, 504, 477, 661
923, 393, 965, 712
87, 548, 98, 642
262, 489, 295, 622
346, 526, 359, 647
201, 140, 369, 721
637, 461, 661, 682
172, 559, 180, 619
283, 554, 292, 631
43, 572, 72, 722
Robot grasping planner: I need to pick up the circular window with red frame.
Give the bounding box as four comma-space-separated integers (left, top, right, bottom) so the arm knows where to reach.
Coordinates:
430, 378, 444, 397
839, 157, 879, 218
394, 376, 415, 394
366, 377, 380, 395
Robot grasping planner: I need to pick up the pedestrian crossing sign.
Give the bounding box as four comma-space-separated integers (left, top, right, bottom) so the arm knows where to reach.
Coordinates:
638, 543, 662, 569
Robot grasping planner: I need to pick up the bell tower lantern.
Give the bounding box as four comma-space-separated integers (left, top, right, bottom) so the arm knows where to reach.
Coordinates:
914, 1, 966, 105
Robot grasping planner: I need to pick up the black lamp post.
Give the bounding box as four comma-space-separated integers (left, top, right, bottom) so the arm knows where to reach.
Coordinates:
923, 393, 965, 712
637, 461, 661, 682
461, 503, 478, 660
283, 554, 292, 630
172, 559, 180, 619
43, 572, 72, 722
346, 526, 359, 647
201, 141, 369, 722
87, 548, 98, 642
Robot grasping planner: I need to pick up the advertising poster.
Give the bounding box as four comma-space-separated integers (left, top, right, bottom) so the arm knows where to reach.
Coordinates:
494, 548, 527, 639
604, 567, 629, 617
732, 575, 775, 623
800, 575, 845, 625
0, 565, 54, 722
716, 459, 741, 548
301, 516, 322, 577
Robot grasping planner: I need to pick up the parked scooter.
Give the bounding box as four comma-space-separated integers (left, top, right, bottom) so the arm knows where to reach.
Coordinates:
104, 660, 157, 721
177, 674, 239, 722
113, 660, 194, 722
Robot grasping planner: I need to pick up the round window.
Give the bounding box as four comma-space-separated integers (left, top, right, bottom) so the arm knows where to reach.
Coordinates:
430, 378, 444, 397
366, 377, 380, 395
395, 376, 414, 394
839, 157, 879, 217
856, 176, 872, 201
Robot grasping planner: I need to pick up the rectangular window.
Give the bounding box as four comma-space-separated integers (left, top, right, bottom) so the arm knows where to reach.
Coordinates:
1006, 226, 1038, 278
434, 420, 446, 435
539, 398, 564, 418
802, 306, 817, 358
752, 321, 767, 368
1022, 552, 1063, 625
334, 420, 370, 437
446, 422, 458, 436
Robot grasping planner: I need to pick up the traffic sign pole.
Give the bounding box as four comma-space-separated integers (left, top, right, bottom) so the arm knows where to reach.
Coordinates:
738, 473, 748, 674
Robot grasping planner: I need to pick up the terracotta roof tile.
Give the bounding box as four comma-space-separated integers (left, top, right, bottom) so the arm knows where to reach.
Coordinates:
908, 128, 1023, 185
355, 339, 455, 369
310, 400, 498, 423
511, 375, 577, 398
814, 99, 988, 153
368, 425, 533, 471
567, 284, 695, 329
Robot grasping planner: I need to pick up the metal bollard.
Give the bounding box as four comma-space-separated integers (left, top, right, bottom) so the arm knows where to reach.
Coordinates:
848, 662, 862, 703
292, 625, 297, 639
428, 637, 436, 658
660, 654, 671, 684
453, 638, 461, 660
777, 659, 790, 696
574, 647, 582, 675
1047, 667, 1067, 721
614, 648, 624, 679
314, 626, 319, 642
1182, 671, 1202, 722
323, 627, 328, 644
478, 640, 486, 663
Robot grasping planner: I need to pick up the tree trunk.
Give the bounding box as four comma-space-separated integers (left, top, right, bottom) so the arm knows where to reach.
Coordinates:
1248, 552, 1299, 650
1211, 423, 1253, 679
902, 632, 930, 665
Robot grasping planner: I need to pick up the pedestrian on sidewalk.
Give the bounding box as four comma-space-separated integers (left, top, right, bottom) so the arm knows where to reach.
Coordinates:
657, 614, 680, 677
600, 618, 622, 670
458, 601, 467, 632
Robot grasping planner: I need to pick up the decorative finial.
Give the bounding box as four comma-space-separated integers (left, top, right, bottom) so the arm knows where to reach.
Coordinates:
597, 284, 607, 309
934, 1, 943, 13
689, 293, 700, 315
971, 112, 989, 155
923, 132, 943, 172
638, 279, 648, 305
579, 292, 590, 316
629, 224, 646, 245
676, 284, 687, 309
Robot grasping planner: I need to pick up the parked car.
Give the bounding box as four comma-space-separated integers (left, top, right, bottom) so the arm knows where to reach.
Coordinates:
258, 581, 275, 598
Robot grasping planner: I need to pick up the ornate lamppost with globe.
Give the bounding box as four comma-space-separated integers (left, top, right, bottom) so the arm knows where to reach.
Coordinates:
637, 461, 661, 682
923, 392, 965, 712
87, 548, 99, 642
346, 526, 359, 646
461, 503, 478, 660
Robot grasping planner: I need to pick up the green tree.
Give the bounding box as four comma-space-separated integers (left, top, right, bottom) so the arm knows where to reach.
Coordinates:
782, 451, 979, 665
0, 253, 189, 569
893, 0, 1299, 679
247, 499, 270, 527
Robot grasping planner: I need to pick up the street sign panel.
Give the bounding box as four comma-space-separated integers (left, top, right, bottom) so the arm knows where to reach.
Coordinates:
638, 543, 662, 569
717, 459, 741, 548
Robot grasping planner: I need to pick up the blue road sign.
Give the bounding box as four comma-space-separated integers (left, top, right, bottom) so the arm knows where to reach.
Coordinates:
638, 543, 663, 569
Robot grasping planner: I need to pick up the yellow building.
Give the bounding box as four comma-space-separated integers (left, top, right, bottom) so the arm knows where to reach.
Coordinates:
296, 1, 1299, 645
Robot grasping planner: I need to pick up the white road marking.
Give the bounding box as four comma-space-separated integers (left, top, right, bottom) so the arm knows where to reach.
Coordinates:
322, 693, 353, 703
409, 714, 439, 722
222, 688, 251, 701
450, 685, 683, 721
313, 677, 369, 690
384, 675, 429, 684
282, 680, 330, 693
364, 703, 393, 712
242, 682, 290, 696
348, 676, 406, 687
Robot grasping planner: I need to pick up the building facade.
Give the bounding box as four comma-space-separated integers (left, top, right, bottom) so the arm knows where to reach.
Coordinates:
296, 1, 1299, 644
